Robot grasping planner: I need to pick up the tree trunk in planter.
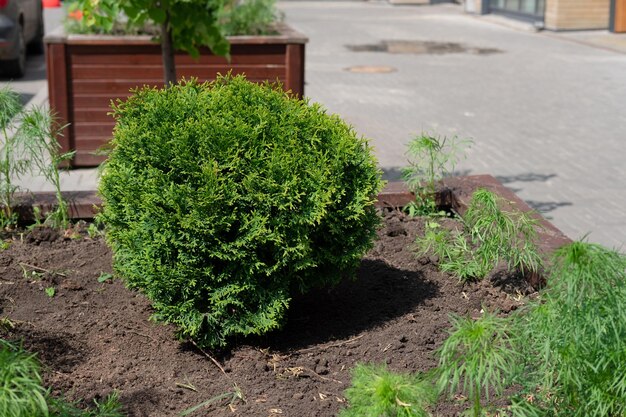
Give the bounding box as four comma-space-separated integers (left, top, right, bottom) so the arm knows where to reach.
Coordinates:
44, 25, 307, 167
160, 11, 176, 86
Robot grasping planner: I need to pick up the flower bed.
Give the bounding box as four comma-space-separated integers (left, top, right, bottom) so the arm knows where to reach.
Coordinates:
0, 177, 571, 416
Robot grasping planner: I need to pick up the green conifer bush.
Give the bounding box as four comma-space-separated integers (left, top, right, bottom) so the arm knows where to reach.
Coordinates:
98, 75, 382, 348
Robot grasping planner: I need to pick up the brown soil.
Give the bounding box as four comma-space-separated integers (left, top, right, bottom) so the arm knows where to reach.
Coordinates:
0, 211, 534, 417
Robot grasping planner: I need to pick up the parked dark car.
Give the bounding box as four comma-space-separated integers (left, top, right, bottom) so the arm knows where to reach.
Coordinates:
0, 0, 44, 78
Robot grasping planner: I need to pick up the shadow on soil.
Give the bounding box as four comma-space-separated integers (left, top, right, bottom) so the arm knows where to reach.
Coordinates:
1, 327, 88, 373
251, 258, 439, 352
120, 388, 163, 414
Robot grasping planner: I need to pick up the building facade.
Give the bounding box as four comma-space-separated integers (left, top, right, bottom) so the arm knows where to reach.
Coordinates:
466, 0, 623, 31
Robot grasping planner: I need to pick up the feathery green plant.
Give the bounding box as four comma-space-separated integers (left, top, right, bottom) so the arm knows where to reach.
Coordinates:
0, 86, 32, 228
402, 134, 470, 216
417, 188, 542, 281
20, 108, 75, 229
340, 363, 436, 417
0, 339, 49, 417
464, 189, 542, 275
0, 338, 125, 417
511, 241, 626, 417
218, 0, 281, 36
48, 392, 125, 417
98, 75, 382, 348
436, 310, 516, 417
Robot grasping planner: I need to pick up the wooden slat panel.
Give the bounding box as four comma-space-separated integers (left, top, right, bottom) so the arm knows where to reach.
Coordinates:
285, 44, 305, 97
72, 80, 164, 94
71, 78, 283, 95
72, 95, 129, 108
73, 108, 118, 121
74, 136, 112, 150
46, 43, 72, 155
73, 150, 107, 167
74, 122, 116, 137
71, 65, 284, 80
70, 45, 287, 65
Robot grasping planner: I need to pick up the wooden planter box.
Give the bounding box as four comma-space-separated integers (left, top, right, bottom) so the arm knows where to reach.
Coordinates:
44, 25, 307, 167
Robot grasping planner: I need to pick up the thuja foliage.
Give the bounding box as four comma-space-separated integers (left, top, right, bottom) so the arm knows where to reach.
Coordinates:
340, 363, 436, 417
402, 134, 470, 216
98, 75, 382, 348
417, 188, 542, 281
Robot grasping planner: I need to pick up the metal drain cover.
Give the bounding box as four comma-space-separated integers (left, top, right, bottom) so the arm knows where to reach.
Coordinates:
344, 65, 397, 73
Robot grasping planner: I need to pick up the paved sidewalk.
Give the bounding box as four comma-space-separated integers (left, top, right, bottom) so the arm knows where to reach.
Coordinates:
279, 1, 626, 249
16, 1, 626, 249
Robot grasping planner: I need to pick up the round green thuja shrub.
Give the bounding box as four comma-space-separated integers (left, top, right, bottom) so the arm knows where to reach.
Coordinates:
98, 75, 382, 348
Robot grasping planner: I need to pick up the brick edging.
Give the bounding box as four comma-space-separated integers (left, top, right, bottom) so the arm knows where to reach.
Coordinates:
376, 175, 572, 268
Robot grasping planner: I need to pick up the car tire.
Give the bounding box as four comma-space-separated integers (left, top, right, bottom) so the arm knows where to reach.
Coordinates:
3, 24, 27, 78
28, 14, 45, 55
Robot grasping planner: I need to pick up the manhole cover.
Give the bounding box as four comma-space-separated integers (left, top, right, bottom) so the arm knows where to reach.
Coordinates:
344, 65, 397, 73
346, 40, 502, 55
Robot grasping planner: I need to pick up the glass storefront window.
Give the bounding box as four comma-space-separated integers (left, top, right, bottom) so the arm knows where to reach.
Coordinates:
489, 0, 544, 18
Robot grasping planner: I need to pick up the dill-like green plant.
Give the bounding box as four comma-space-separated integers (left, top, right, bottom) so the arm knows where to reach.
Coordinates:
464, 189, 542, 276
402, 134, 470, 216
48, 391, 125, 417
0, 338, 49, 417
0, 86, 33, 228
20, 108, 75, 229
416, 188, 542, 281
340, 363, 436, 417
512, 241, 626, 417
0, 338, 125, 417
436, 310, 516, 417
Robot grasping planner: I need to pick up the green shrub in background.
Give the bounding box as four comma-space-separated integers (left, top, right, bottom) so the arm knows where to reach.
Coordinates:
218, 0, 282, 36
340, 363, 436, 417
98, 75, 382, 349
65, 0, 281, 37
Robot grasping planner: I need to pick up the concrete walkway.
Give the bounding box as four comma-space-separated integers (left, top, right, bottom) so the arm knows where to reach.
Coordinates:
280, 2, 626, 249
15, 1, 626, 249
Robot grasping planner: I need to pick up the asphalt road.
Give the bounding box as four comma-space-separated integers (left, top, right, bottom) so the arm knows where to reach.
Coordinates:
0, 6, 64, 104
